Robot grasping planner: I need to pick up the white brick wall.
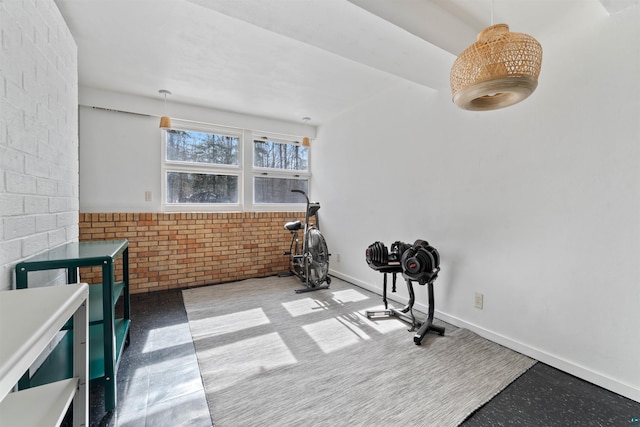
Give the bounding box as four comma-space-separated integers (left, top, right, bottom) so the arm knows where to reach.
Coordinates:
0, 0, 78, 290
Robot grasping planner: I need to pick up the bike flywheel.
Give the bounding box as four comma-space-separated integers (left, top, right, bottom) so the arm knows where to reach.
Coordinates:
306, 228, 329, 286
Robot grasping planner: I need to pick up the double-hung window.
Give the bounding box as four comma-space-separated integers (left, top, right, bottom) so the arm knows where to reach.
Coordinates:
252, 135, 309, 207
161, 123, 310, 211
162, 123, 242, 211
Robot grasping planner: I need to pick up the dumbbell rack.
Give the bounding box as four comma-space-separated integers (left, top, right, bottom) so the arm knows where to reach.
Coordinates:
365, 263, 445, 345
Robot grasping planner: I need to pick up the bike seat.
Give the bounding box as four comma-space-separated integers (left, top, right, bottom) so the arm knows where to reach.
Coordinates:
284, 220, 303, 231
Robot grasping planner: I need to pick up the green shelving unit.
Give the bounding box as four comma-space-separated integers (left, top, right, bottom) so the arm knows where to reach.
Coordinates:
15, 240, 131, 412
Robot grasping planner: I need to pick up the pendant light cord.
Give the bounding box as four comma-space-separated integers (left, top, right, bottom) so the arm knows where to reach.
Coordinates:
491, 0, 494, 25
163, 92, 168, 115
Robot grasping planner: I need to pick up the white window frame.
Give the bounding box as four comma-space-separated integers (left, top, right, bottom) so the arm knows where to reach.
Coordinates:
249, 132, 310, 212
161, 122, 309, 212
161, 120, 243, 212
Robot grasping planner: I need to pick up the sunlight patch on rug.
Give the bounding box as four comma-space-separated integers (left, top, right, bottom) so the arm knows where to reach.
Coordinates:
194, 332, 297, 393
302, 315, 371, 353
282, 297, 330, 317
330, 288, 370, 303
188, 308, 270, 338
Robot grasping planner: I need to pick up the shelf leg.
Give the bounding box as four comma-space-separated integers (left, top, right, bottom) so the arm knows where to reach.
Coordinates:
102, 260, 117, 411
73, 298, 88, 427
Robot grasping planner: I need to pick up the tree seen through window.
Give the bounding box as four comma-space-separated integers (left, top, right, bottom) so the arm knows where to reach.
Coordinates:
167, 129, 239, 165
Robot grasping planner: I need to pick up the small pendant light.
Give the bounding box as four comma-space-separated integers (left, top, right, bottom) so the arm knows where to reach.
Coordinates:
301, 117, 311, 147
159, 89, 172, 128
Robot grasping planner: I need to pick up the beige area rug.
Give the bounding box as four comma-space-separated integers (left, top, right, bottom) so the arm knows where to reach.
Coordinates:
183, 276, 536, 426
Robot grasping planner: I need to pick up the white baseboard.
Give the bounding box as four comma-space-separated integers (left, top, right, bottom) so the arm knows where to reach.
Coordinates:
329, 269, 640, 403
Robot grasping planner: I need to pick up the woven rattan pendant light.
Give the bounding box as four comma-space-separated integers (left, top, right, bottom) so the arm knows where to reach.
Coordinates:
450, 6, 542, 111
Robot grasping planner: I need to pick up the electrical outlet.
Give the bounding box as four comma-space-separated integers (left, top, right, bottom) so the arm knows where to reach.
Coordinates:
144, 191, 152, 202
335, 253, 341, 263
474, 292, 484, 309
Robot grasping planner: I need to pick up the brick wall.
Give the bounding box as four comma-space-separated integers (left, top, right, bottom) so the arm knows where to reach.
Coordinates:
79, 212, 305, 293
0, 0, 78, 290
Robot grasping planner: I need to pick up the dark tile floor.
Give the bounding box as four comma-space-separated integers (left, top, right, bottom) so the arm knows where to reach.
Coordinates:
461, 363, 640, 426
88, 286, 640, 427
89, 290, 211, 427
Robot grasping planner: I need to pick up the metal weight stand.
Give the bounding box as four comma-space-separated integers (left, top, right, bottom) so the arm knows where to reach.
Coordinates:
365, 240, 445, 345
365, 264, 444, 345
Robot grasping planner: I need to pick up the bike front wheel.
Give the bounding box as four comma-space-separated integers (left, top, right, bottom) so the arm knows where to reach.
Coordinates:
305, 228, 330, 287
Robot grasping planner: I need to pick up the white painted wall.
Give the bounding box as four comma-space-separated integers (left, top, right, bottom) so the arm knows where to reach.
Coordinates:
0, 0, 78, 290
79, 106, 161, 212
314, 7, 640, 401
79, 88, 316, 213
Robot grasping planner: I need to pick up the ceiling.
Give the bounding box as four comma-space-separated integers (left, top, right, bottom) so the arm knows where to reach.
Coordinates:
54, 0, 628, 126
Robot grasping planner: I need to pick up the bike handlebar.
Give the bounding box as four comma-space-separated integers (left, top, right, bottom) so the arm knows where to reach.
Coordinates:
291, 189, 309, 204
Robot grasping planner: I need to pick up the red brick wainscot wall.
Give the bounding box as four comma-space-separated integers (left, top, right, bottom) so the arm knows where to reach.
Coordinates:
78, 212, 304, 294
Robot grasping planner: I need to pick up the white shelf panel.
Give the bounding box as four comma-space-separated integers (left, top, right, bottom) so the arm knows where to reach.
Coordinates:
0, 284, 87, 400
0, 378, 77, 427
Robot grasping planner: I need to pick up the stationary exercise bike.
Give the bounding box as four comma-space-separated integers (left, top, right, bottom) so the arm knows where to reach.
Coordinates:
281, 189, 331, 293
